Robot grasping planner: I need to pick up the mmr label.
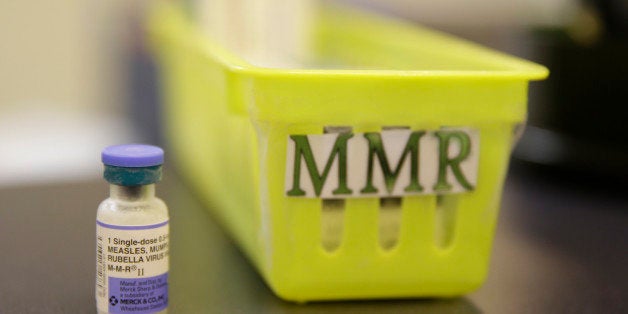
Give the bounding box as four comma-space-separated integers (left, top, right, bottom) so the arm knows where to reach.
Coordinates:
285, 128, 479, 198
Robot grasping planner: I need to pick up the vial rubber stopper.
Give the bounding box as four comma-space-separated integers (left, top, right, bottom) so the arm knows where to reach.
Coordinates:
102, 144, 164, 186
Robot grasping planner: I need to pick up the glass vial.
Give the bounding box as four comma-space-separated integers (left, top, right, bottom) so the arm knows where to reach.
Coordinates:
96, 144, 169, 314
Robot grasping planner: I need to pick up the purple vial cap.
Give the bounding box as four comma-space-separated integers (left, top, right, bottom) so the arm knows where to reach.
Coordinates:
102, 144, 164, 167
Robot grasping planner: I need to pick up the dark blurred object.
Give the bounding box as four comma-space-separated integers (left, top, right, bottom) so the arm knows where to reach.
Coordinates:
592, 0, 628, 39
515, 0, 628, 180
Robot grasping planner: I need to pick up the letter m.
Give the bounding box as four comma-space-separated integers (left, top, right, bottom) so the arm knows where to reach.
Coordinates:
287, 133, 353, 197
361, 131, 425, 194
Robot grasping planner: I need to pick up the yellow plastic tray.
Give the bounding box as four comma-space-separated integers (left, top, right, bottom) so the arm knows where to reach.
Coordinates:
148, 2, 547, 301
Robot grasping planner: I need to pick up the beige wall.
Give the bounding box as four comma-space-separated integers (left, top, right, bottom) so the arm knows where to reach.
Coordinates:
0, 0, 140, 186
0, 0, 132, 113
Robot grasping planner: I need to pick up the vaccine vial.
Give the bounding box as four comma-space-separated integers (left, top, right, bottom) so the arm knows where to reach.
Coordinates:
96, 144, 169, 314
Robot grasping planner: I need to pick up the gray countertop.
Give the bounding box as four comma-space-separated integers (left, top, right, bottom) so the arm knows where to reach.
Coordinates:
1, 164, 626, 313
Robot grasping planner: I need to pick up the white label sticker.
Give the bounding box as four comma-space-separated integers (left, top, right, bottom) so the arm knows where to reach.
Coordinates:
96, 220, 169, 313
285, 128, 479, 198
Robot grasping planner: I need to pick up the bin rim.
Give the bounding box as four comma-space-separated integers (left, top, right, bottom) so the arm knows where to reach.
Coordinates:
148, 2, 548, 82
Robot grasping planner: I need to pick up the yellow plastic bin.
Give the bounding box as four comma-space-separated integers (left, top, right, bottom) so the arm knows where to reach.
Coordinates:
148, 3, 548, 301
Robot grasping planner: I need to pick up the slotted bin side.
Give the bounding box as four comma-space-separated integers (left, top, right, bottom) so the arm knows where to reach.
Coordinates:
148, 2, 547, 301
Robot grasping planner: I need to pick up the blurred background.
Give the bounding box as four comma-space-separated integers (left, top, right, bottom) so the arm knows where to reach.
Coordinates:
1, 1, 626, 313
0, 0, 138, 186
1, 0, 626, 187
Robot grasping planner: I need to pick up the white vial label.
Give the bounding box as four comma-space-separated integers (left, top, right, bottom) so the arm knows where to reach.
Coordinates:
96, 220, 169, 313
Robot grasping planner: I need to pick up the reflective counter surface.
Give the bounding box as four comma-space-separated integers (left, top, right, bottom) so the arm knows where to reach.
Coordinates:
1, 164, 626, 313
